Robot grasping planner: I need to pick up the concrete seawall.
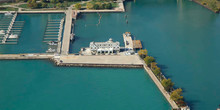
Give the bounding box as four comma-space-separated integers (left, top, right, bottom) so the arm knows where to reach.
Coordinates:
56, 62, 143, 68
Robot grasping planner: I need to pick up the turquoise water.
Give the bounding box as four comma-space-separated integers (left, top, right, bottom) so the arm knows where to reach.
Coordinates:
1, 0, 220, 109
0, 60, 170, 110
71, 0, 220, 109
0, 14, 64, 54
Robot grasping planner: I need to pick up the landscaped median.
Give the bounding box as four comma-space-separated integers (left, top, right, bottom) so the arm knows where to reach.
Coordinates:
138, 49, 190, 110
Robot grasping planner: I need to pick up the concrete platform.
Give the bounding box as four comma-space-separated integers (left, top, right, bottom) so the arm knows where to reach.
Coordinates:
0, 54, 54, 59
59, 55, 143, 66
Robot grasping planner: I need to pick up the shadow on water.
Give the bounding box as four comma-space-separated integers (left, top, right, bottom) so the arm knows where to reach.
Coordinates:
69, 35, 79, 53
187, 100, 200, 110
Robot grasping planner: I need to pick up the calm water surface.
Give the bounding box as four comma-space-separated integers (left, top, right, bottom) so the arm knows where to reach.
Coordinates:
0, 60, 170, 110
71, 0, 220, 110
0, 13, 64, 54
0, 0, 220, 109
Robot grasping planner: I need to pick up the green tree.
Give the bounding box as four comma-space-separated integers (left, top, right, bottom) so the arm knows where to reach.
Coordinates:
56, 2, 62, 8
63, 1, 68, 7
209, 0, 218, 11
170, 88, 184, 102
27, 0, 38, 8
50, 0, 57, 4
86, 2, 93, 9
138, 49, 148, 59
151, 62, 157, 70
42, 2, 48, 8
105, 3, 112, 9
144, 56, 155, 66
93, 4, 99, 9
161, 78, 174, 92
95, 2, 103, 9
75, 3, 81, 10
153, 67, 161, 76
27, 0, 32, 4
37, 2, 42, 8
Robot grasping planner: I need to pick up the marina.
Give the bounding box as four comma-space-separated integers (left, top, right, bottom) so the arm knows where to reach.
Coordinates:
1, 0, 220, 109
0, 10, 180, 109
0, 12, 24, 44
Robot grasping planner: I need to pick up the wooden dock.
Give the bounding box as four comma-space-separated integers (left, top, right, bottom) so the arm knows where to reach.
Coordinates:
61, 8, 73, 55
133, 40, 142, 49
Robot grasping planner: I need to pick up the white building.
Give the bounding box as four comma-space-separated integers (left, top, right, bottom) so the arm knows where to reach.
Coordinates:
90, 38, 120, 55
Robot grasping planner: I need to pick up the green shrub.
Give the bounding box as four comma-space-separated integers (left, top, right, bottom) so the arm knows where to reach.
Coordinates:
93, 4, 99, 9
56, 2, 62, 8
86, 2, 93, 9
75, 3, 81, 10
105, 3, 112, 9
41, 2, 48, 8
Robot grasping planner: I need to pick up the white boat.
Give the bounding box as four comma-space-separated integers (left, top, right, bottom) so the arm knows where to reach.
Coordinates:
46, 48, 56, 53
70, 33, 75, 41
0, 30, 5, 35
48, 41, 57, 45
4, 12, 12, 16
9, 34, 18, 38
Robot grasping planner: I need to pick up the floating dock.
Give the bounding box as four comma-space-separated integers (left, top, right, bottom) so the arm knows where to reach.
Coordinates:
57, 18, 64, 54
2, 12, 17, 43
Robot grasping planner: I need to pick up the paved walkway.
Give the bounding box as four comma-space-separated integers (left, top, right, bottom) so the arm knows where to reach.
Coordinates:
0, 54, 53, 59
59, 55, 143, 65
61, 7, 73, 55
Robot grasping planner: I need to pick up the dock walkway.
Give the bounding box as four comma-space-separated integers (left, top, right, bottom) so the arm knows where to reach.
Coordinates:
123, 33, 133, 49
0, 53, 54, 60
2, 12, 17, 43
61, 8, 73, 55
57, 18, 64, 54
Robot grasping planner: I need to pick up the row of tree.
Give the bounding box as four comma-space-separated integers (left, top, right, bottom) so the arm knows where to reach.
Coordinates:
86, 2, 113, 9
138, 49, 186, 107
27, 0, 70, 8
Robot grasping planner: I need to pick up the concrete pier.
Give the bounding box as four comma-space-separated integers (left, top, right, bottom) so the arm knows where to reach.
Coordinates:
57, 54, 143, 67
123, 32, 134, 49
0, 53, 53, 60
61, 8, 73, 55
